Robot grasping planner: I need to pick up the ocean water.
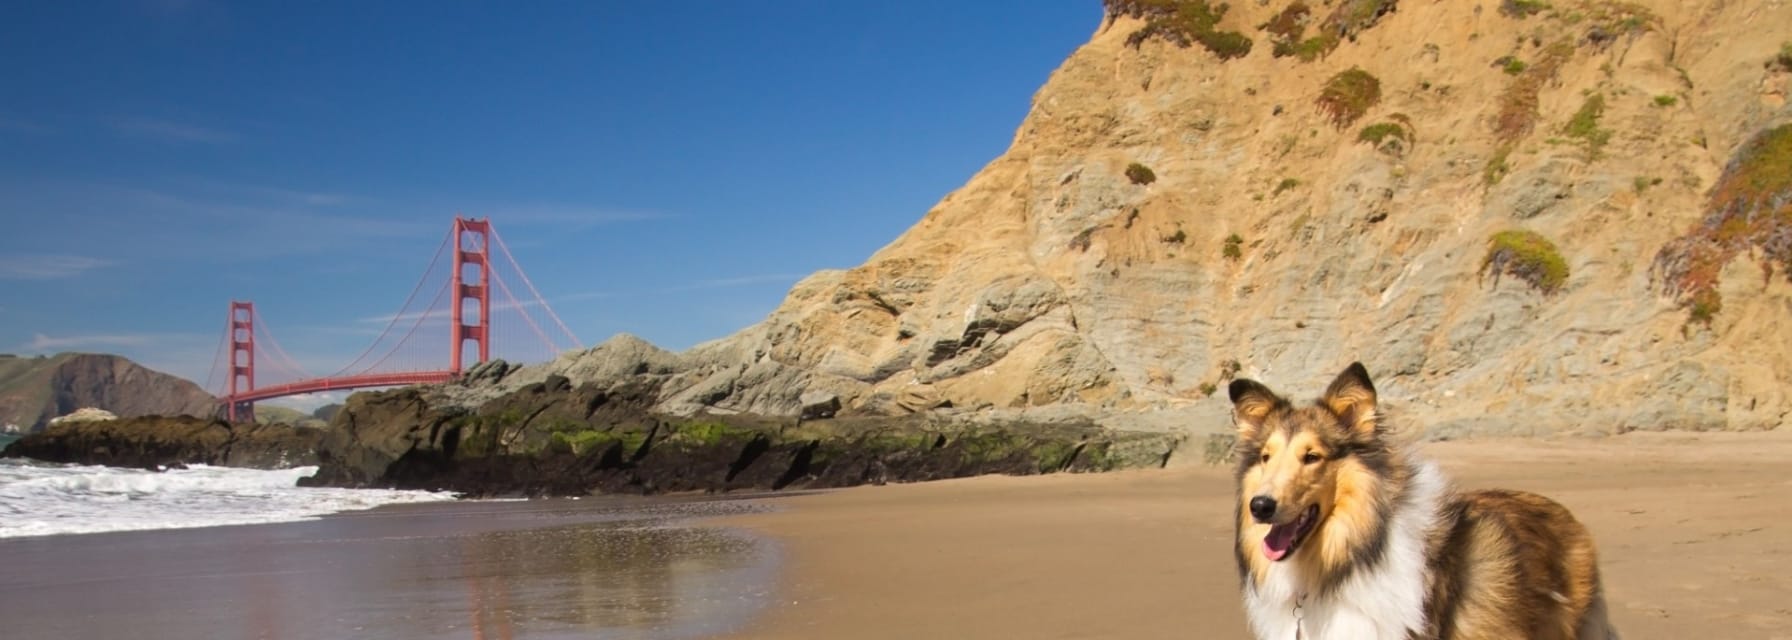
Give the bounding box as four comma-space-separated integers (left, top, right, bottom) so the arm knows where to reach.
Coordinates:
0, 458, 457, 538
0, 492, 779, 639
0, 453, 782, 638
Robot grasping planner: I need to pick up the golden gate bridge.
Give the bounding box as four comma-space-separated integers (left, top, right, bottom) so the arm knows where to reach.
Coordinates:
206, 217, 583, 421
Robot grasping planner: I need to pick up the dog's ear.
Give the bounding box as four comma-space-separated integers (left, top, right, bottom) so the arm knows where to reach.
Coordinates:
1228, 378, 1282, 435
1321, 362, 1378, 436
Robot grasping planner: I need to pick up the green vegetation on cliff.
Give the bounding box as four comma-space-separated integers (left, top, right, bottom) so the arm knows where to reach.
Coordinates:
1262, 0, 1398, 61
1483, 230, 1571, 294
1500, 0, 1551, 17
1223, 233, 1245, 260
1317, 68, 1381, 129
1126, 162, 1157, 185
1654, 124, 1792, 324
1561, 93, 1612, 158
1358, 121, 1410, 150
1107, 0, 1254, 60
1495, 40, 1574, 142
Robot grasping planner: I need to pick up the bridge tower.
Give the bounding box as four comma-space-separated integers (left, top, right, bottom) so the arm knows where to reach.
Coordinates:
227, 300, 255, 422
450, 216, 492, 374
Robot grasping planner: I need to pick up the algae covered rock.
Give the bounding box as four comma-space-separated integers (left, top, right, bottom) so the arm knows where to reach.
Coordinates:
300, 381, 1180, 497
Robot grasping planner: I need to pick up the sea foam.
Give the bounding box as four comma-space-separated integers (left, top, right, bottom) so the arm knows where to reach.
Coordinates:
0, 459, 455, 538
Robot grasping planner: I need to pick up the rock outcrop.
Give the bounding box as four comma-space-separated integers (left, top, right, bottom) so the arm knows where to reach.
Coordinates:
0, 353, 216, 432
48, 407, 118, 425
301, 381, 1182, 497
1, 416, 321, 469
451, 1, 1792, 437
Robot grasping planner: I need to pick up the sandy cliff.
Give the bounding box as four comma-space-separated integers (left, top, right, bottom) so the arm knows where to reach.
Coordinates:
480, 0, 1792, 437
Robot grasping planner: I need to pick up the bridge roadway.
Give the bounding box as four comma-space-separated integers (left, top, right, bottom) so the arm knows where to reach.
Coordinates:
223, 371, 456, 405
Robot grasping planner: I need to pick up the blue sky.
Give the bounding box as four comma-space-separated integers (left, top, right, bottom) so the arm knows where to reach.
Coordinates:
0, 1, 1099, 404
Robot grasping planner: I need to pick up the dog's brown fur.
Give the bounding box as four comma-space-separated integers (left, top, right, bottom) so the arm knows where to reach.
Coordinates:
1230, 363, 1616, 639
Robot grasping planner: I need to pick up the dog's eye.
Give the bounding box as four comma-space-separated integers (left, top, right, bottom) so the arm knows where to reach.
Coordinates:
1259, 453, 1271, 464
1302, 451, 1323, 464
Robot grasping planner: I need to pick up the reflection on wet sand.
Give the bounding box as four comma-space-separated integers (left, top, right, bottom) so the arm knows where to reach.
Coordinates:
436, 524, 769, 639
0, 497, 777, 640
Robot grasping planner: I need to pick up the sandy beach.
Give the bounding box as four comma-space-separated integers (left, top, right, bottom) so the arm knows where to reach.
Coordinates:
714, 430, 1792, 639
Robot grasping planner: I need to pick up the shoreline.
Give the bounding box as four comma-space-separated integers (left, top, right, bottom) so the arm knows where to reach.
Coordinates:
705, 430, 1792, 639
0, 494, 781, 639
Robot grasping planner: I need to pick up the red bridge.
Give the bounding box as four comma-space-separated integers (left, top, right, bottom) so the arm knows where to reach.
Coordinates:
209, 217, 583, 421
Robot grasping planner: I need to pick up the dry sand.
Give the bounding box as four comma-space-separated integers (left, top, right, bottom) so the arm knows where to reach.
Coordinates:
714, 431, 1792, 639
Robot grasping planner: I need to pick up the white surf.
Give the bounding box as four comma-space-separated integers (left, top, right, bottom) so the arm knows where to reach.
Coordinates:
0, 458, 456, 539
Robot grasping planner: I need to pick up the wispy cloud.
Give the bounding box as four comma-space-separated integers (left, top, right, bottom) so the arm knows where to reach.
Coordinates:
357, 308, 455, 326
24, 333, 159, 351
0, 177, 660, 270
354, 290, 610, 325
0, 179, 430, 259
295, 325, 384, 337
224, 183, 355, 207
349, 275, 785, 327
665, 273, 805, 292
554, 291, 615, 303
485, 205, 668, 228
291, 191, 349, 206
109, 116, 237, 144
15, 333, 237, 393
0, 255, 112, 280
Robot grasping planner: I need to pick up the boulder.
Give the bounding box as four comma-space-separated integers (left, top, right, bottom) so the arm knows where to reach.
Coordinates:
799, 390, 840, 420
49, 407, 119, 424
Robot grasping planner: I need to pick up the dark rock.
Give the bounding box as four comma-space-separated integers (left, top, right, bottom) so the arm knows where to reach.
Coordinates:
299, 387, 465, 488
460, 359, 515, 386
298, 380, 1178, 498
1, 416, 321, 469
311, 403, 344, 422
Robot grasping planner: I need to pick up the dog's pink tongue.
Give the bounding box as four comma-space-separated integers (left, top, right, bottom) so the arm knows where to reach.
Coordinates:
1262, 522, 1297, 561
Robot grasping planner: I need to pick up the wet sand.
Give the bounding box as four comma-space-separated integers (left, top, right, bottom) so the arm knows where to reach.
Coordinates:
0, 496, 778, 640
712, 430, 1792, 639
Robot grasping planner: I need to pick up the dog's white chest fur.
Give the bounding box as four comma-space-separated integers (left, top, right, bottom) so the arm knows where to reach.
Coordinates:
1243, 460, 1446, 640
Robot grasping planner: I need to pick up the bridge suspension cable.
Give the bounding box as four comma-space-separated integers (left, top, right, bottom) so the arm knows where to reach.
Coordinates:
203, 310, 231, 396
326, 228, 452, 378
357, 277, 451, 376
490, 225, 584, 351
491, 265, 555, 359
215, 216, 583, 419
251, 308, 315, 380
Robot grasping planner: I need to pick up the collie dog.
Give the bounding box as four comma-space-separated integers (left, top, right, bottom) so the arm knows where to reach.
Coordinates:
1229, 363, 1616, 639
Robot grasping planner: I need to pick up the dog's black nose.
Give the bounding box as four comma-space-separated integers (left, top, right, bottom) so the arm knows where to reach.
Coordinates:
1249, 496, 1277, 522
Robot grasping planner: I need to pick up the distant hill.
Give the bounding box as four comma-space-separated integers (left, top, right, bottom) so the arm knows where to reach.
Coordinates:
253, 405, 328, 429
0, 353, 217, 432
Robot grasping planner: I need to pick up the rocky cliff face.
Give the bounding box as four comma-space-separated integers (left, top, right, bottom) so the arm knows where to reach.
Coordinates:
466, 0, 1792, 437
0, 353, 218, 432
